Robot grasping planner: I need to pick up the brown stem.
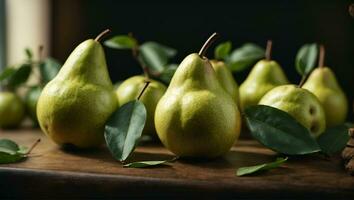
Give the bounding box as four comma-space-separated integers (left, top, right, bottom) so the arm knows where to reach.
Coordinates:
95, 29, 111, 42
318, 45, 325, 68
137, 81, 151, 100
298, 75, 307, 88
129, 33, 150, 79
38, 45, 44, 62
26, 139, 41, 155
265, 40, 273, 60
198, 32, 219, 58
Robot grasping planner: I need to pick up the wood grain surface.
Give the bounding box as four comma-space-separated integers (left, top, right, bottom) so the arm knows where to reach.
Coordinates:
0, 128, 353, 199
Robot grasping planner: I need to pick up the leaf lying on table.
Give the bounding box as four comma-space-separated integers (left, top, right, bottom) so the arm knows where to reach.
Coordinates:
104, 100, 147, 162
318, 123, 353, 156
123, 157, 178, 168
236, 157, 288, 176
244, 105, 321, 155
0, 139, 29, 164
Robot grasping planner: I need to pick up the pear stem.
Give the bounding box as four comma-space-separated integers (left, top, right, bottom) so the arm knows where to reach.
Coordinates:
26, 139, 41, 155
94, 29, 111, 42
137, 80, 150, 100
198, 32, 219, 58
318, 45, 325, 68
265, 40, 272, 60
298, 75, 307, 88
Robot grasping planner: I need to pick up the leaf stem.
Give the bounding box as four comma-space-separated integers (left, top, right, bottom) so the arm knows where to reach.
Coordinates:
265, 40, 272, 60
26, 138, 41, 155
137, 81, 151, 100
318, 45, 325, 68
129, 33, 151, 79
198, 32, 219, 58
95, 29, 111, 42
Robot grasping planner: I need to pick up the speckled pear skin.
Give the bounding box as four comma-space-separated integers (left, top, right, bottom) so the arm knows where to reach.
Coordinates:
154, 53, 241, 158
116, 75, 166, 136
210, 60, 239, 105
259, 85, 326, 138
37, 39, 118, 148
302, 67, 348, 128
239, 59, 289, 111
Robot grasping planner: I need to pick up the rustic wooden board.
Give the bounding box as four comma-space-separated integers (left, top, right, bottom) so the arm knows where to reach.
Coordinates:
0, 129, 353, 199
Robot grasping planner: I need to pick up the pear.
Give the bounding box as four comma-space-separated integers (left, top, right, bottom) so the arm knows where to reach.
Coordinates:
302, 46, 348, 127
25, 86, 42, 125
259, 84, 326, 138
154, 33, 241, 158
239, 41, 288, 111
210, 60, 239, 104
116, 75, 166, 136
37, 30, 118, 148
0, 91, 25, 128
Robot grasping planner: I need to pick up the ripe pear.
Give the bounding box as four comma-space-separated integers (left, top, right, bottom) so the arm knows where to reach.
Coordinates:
210, 60, 239, 104
302, 67, 348, 128
259, 85, 326, 138
239, 59, 289, 111
116, 75, 166, 136
0, 91, 25, 128
37, 30, 118, 148
155, 33, 241, 158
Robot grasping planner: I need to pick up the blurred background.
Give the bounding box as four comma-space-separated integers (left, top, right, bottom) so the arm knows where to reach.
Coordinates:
0, 0, 353, 119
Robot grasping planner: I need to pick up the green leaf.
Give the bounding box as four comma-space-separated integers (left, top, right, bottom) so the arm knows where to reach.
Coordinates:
7, 64, 32, 88
25, 48, 33, 61
157, 63, 178, 84
0, 139, 27, 164
318, 124, 352, 155
104, 100, 147, 162
236, 157, 288, 176
104, 35, 138, 49
123, 160, 168, 168
39, 57, 62, 83
244, 105, 321, 155
0, 139, 20, 155
295, 43, 318, 76
214, 41, 232, 60
0, 68, 17, 82
227, 43, 265, 72
0, 152, 25, 164
138, 41, 177, 73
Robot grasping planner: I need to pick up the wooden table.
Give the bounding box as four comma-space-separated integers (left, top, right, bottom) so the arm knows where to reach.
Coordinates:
0, 129, 353, 199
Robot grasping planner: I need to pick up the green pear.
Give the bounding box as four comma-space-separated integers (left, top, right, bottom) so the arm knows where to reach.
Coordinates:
0, 91, 25, 128
25, 86, 42, 125
37, 30, 118, 148
259, 84, 326, 138
210, 60, 239, 104
155, 34, 241, 158
116, 75, 166, 136
302, 67, 348, 128
239, 60, 289, 111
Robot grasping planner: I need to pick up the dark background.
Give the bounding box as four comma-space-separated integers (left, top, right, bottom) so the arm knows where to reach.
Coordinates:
51, 0, 353, 120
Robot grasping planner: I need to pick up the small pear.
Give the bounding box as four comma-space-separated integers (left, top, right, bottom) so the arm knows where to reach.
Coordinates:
37, 30, 118, 148
155, 33, 241, 158
302, 46, 348, 127
259, 85, 326, 138
25, 86, 42, 125
210, 60, 239, 104
116, 75, 166, 136
0, 91, 25, 128
239, 41, 289, 111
